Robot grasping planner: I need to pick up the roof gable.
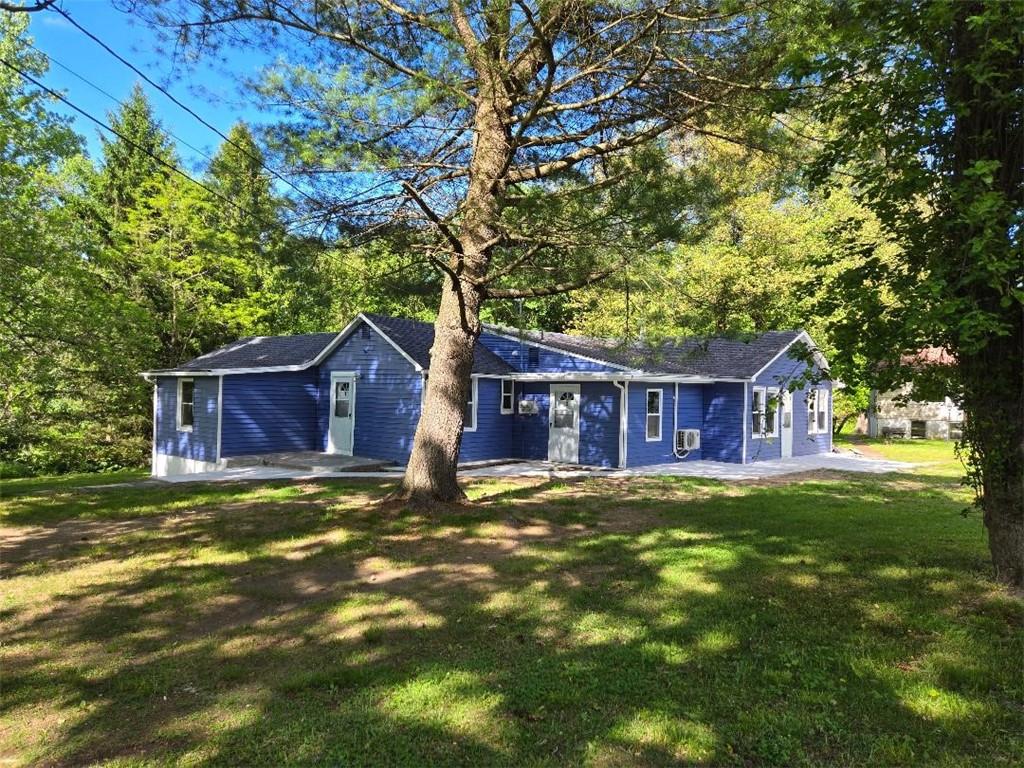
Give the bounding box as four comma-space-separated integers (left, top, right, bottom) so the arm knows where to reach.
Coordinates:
362, 314, 514, 376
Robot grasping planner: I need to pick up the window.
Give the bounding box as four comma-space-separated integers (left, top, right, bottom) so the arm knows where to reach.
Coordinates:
464, 378, 477, 431
500, 378, 514, 414
646, 388, 662, 441
816, 389, 829, 434
751, 387, 765, 437
807, 389, 829, 435
177, 378, 194, 432
334, 380, 352, 417
765, 388, 780, 437
527, 346, 539, 368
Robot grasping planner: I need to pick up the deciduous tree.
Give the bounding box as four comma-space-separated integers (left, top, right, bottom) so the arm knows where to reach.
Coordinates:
787, 0, 1023, 585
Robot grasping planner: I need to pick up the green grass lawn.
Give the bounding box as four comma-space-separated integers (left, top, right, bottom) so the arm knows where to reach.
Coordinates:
2, 444, 1021, 767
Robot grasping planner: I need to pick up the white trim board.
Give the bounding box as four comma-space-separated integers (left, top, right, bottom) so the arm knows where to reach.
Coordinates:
750, 330, 830, 381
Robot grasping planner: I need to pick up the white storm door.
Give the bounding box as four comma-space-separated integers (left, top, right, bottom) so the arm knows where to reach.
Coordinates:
548, 384, 580, 463
328, 374, 355, 455
781, 390, 794, 458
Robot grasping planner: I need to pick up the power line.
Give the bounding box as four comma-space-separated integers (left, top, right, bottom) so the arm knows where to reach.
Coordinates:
49, 4, 322, 206
29, 41, 219, 168
1, 56, 271, 223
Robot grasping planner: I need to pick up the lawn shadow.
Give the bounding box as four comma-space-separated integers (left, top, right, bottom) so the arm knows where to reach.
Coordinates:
2, 473, 1020, 766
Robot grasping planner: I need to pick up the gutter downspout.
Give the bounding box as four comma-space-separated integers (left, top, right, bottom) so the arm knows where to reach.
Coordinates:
613, 380, 627, 468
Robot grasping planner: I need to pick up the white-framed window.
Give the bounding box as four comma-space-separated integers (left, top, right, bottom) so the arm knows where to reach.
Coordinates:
751, 386, 765, 437
500, 378, 514, 414
464, 377, 478, 431
177, 378, 195, 432
807, 388, 829, 434
646, 388, 662, 441
765, 387, 780, 437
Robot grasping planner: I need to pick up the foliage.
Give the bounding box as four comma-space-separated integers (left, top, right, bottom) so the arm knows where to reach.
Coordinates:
0, 15, 441, 474
783, 0, 1023, 583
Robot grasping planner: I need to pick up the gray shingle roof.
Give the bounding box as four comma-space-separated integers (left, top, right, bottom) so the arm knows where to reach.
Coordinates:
364, 313, 515, 375
154, 315, 515, 375
152, 314, 803, 379
170, 333, 339, 371
483, 324, 805, 378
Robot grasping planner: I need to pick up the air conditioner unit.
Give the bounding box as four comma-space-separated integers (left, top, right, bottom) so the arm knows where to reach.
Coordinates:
676, 428, 700, 452
518, 399, 539, 415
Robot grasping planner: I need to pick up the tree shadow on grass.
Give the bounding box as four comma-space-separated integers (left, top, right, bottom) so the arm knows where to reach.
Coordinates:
2, 474, 1021, 766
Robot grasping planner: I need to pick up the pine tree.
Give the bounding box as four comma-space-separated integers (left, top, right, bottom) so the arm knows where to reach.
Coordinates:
98, 83, 174, 221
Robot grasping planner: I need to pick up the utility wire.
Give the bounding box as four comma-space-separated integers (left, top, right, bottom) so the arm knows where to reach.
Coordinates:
2, 56, 276, 224
49, 3, 322, 206
29, 41, 219, 168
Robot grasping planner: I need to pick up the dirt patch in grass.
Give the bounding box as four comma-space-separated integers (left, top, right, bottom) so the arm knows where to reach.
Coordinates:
1, 470, 1020, 768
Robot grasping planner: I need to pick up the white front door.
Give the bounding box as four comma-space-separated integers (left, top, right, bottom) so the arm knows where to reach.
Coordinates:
548, 384, 580, 464
328, 374, 355, 455
781, 390, 793, 458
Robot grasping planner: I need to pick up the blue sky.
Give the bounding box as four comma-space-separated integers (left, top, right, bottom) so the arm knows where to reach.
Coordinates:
28, 1, 277, 173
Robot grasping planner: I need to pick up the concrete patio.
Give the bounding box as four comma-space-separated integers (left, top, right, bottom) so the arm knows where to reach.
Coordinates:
156, 452, 916, 484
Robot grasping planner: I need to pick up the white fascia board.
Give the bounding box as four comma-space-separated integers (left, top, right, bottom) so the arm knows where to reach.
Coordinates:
750, 331, 830, 381
481, 327, 632, 371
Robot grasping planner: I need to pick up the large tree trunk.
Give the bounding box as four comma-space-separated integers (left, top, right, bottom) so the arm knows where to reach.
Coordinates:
960, 331, 1024, 589
397, 277, 485, 505
396, 65, 511, 506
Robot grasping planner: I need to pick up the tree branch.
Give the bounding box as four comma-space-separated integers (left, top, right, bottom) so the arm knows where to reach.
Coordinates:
0, 0, 56, 11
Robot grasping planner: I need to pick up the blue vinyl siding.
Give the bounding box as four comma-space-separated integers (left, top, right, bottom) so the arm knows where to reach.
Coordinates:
514, 382, 551, 459
460, 378, 517, 461
220, 372, 318, 456
675, 384, 704, 462
624, 383, 703, 466
626, 383, 674, 466
510, 381, 619, 466
155, 376, 219, 461
478, 331, 621, 373
701, 382, 745, 463
749, 350, 832, 461
317, 321, 422, 464
580, 382, 620, 467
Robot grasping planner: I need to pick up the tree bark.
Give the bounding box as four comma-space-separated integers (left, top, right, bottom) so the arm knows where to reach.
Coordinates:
396, 58, 511, 505
961, 331, 1024, 589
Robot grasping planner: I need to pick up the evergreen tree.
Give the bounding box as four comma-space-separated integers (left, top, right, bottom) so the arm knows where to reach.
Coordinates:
98, 82, 174, 221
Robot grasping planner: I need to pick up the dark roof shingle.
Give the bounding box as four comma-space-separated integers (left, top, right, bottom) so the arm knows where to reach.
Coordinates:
482, 324, 804, 378
154, 314, 804, 379
364, 313, 515, 375
170, 332, 338, 371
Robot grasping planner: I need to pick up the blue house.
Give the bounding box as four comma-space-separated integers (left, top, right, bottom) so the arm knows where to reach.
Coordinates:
143, 313, 832, 476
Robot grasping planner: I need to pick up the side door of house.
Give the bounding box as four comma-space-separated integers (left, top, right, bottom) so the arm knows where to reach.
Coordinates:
780, 390, 793, 458
548, 384, 580, 464
328, 373, 356, 455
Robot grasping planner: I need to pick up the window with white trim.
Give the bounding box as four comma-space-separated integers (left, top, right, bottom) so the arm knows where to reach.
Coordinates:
177, 378, 195, 432
500, 378, 514, 414
464, 378, 477, 431
816, 388, 829, 434
646, 388, 662, 441
807, 388, 829, 434
765, 387, 780, 437
751, 387, 765, 437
